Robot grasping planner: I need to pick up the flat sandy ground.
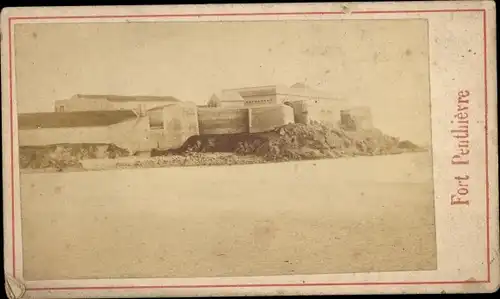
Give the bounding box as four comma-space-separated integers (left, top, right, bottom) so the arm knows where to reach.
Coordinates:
20, 152, 436, 280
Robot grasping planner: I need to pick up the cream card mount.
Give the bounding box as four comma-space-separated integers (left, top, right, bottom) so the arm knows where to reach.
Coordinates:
1, 1, 498, 297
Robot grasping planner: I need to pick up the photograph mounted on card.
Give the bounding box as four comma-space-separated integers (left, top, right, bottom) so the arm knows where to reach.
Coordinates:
1, 1, 498, 297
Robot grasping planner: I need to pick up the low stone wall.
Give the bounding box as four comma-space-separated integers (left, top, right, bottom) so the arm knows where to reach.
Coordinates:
108, 116, 151, 153
19, 127, 110, 147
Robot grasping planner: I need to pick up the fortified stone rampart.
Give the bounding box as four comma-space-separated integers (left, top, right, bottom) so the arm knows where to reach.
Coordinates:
197, 104, 295, 135
198, 107, 249, 135
148, 102, 200, 150
249, 105, 294, 133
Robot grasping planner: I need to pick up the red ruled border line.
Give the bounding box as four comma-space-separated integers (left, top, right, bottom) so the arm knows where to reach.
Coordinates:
482, 8, 491, 284
25, 279, 490, 291
7, 8, 491, 290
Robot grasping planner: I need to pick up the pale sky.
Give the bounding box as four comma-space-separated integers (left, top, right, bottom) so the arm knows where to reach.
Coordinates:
14, 19, 431, 145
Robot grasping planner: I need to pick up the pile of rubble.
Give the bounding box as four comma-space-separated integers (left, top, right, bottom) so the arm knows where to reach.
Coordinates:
116, 153, 267, 169
171, 123, 424, 162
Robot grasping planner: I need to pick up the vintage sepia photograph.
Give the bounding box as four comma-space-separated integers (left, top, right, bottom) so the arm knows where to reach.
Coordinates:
15, 19, 437, 280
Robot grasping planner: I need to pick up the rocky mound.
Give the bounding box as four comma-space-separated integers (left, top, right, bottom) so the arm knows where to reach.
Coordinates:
163, 123, 424, 161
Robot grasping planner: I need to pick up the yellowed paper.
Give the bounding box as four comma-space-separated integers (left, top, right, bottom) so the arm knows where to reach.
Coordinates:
1, 1, 498, 297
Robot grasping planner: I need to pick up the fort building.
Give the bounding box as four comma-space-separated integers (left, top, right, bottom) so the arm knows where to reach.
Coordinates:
208, 83, 350, 127
18, 86, 373, 155
20, 94, 199, 154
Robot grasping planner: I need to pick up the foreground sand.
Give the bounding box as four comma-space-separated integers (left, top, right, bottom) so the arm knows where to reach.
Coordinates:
20, 152, 436, 280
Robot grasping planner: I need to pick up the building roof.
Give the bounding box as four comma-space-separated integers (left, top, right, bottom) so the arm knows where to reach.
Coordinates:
18, 110, 138, 129
223, 85, 279, 92
290, 82, 309, 88
72, 94, 181, 102
286, 83, 340, 100
218, 84, 342, 101
217, 86, 282, 101
147, 102, 191, 112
